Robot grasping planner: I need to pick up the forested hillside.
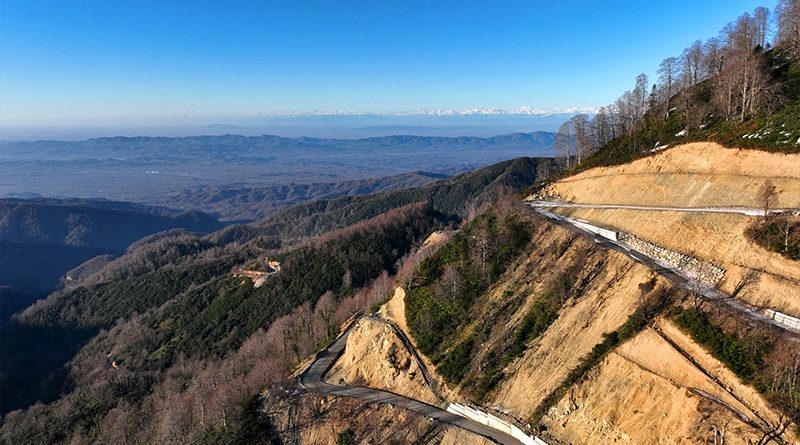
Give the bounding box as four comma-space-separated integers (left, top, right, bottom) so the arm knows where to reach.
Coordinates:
0, 199, 223, 319
0, 157, 552, 444
0, 198, 221, 249
250, 157, 554, 240
159, 171, 446, 221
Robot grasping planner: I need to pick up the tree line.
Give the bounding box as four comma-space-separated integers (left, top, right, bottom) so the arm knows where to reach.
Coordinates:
556, 0, 800, 168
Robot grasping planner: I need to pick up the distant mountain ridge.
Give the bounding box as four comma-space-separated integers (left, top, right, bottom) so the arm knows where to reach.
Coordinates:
0, 132, 556, 160
242, 106, 598, 116
160, 171, 447, 221
0, 198, 222, 250
0, 132, 555, 204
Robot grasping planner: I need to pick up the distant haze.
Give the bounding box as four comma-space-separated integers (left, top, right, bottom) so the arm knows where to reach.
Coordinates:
0, 111, 588, 141
0, 132, 556, 204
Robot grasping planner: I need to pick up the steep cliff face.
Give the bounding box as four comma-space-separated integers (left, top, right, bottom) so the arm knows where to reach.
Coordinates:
326, 211, 792, 444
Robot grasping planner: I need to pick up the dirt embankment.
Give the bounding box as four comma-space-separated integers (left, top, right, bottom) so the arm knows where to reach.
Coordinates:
542, 319, 790, 444
537, 142, 800, 317
379, 287, 411, 334
327, 315, 442, 406
480, 223, 659, 416
542, 142, 800, 208
327, 286, 458, 403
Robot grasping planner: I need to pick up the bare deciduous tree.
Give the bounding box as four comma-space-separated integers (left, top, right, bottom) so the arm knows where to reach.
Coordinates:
780, 217, 793, 253
682, 40, 705, 87
439, 264, 463, 304
754, 6, 771, 48
571, 114, 591, 164
555, 119, 574, 170
590, 106, 613, 147
633, 73, 650, 124
731, 269, 760, 298
711, 420, 729, 445
756, 414, 792, 444
704, 38, 725, 78
658, 57, 681, 119
777, 0, 800, 54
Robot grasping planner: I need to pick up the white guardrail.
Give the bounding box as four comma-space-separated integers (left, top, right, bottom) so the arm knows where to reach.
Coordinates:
447, 403, 548, 445
764, 309, 800, 331
567, 218, 618, 242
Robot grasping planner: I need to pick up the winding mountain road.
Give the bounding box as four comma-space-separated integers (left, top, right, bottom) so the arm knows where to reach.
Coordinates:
526, 200, 800, 216
525, 204, 800, 338
298, 326, 528, 445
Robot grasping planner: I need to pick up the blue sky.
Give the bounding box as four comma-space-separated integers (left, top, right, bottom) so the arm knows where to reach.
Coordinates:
1, 0, 770, 125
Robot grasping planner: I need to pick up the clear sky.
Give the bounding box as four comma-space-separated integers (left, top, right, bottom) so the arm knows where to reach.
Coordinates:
0, 0, 771, 125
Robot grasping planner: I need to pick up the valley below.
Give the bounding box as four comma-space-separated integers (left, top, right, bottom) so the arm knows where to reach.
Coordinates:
1, 140, 799, 445
0, 133, 555, 209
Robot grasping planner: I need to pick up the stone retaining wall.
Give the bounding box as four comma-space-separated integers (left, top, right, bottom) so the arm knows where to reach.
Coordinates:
618, 233, 725, 286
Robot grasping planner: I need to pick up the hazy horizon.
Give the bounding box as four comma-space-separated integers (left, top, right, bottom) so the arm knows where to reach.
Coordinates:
1, 0, 766, 132
0, 111, 582, 141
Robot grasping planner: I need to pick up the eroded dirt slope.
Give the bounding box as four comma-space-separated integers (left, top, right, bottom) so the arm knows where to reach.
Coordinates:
543, 142, 800, 208
485, 227, 657, 416
327, 316, 442, 405
536, 142, 800, 316
543, 321, 780, 444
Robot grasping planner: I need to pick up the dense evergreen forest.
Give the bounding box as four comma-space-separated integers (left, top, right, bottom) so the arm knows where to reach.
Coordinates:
0, 198, 223, 319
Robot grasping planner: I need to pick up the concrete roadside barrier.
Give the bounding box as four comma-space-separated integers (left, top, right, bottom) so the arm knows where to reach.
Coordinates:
447, 403, 548, 445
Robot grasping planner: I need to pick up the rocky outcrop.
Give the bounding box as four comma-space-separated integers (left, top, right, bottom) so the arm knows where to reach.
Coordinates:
326, 316, 442, 405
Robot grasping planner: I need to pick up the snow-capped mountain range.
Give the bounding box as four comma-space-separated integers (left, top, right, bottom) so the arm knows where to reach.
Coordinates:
1, 107, 595, 140
242, 106, 599, 117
